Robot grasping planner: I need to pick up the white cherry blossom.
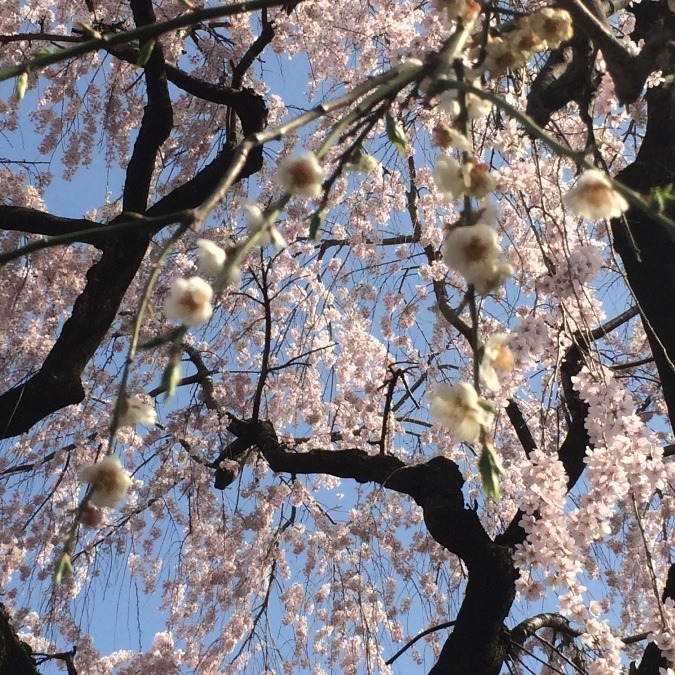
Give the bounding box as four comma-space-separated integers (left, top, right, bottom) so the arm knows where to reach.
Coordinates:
275, 151, 325, 198
443, 223, 501, 280
78, 455, 133, 508
563, 169, 629, 220
433, 155, 465, 201
530, 8, 574, 49
163, 277, 214, 326
479, 334, 514, 391
429, 382, 491, 443
196, 239, 226, 277
116, 395, 157, 428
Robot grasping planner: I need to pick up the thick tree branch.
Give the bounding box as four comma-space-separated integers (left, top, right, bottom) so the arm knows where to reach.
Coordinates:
558, 0, 654, 105
0, 61, 268, 440
612, 81, 675, 429
0, 207, 102, 245
223, 418, 518, 674
231, 9, 275, 88
0, 603, 42, 675
526, 32, 597, 129
510, 612, 582, 648
635, 563, 675, 673
525, 0, 651, 128
505, 399, 537, 458
107, 44, 269, 138
385, 620, 456, 666
123, 0, 174, 214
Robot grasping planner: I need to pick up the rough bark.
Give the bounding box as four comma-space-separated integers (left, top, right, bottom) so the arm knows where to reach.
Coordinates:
635, 564, 675, 674
0, 603, 42, 675
611, 81, 675, 428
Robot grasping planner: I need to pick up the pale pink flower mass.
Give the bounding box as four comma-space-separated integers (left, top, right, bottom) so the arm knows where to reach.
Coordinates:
433, 156, 495, 202
461, 159, 496, 199
245, 203, 265, 233
433, 0, 480, 23
1, 0, 670, 672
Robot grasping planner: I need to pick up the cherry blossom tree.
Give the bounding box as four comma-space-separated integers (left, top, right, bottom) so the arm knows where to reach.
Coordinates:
1, 0, 675, 673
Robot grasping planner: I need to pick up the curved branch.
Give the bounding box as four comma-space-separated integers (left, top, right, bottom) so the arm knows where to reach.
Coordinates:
251, 264, 272, 422
527, 0, 674, 128
385, 620, 456, 666
558, 0, 649, 104
0, 206, 101, 244
505, 398, 537, 458
231, 9, 275, 88
510, 613, 582, 649
230, 418, 518, 674
0, 80, 267, 441
106, 44, 269, 137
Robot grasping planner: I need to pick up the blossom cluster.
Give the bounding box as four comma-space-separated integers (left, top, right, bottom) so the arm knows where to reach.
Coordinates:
78, 455, 133, 508
430, 382, 489, 443
563, 169, 629, 220
11, 0, 665, 670
481, 9, 574, 76
442, 214, 513, 295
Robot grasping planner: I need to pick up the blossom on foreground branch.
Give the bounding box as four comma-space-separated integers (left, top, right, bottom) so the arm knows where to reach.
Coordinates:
563, 169, 630, 220
479, 334, 514, 391
433, 155, 496, 202
275, 151, 325, 198
163, 276, 213, 326
196, 238, 226, 277
480, 8, 573, 76
77, 455, 132, 508
116, 395, 157, 428
442, 218, 513, 294
429, 382, 491, 443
